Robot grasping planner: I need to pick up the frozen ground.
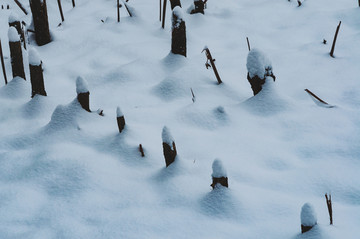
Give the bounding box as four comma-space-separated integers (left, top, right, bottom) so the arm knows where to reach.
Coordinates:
0, 0, 359, 238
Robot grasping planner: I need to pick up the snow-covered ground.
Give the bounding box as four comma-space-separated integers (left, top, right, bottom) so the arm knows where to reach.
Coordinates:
0, 0, 359, 238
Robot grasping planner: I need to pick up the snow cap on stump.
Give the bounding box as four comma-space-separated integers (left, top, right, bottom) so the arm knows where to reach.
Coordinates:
8, 13, 20, 23
8, 27, 20, 42
162, 126, 174, 146
28, 48, 42, 66
246, 48, 272, 79
172, 6, 184, 29
212, 159, 227, 178
76, 76, 89, 94
116, 106, 124, 117
301, 203, 317, 227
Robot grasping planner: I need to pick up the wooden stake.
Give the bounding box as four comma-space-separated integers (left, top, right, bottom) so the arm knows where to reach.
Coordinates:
57, 0, 65, 22
29, 0, 51, 46
246, 37, 251, 51
202, 47, 223, 84
171, 10, 187, 57
330, 21, 341, 58
9, 20, 26, 49
14, 0, 28, 15
325, 193, 333, 225
162, 0, 167, 29
117, 0, 120, 22
8, 31, 26, 80
0, 39, 8, 85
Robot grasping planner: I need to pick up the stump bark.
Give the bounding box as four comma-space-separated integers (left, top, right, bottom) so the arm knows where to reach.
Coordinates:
77, 92, 90, 112
169, 0, 181, 10
30, 63, 46, 97
9, 39, 25, 80
247, 73, 265, 96
171, 8, 186, 57
163, 141, 177, 167
211, 176, 228, 189
191, 0, 205, 14
117, 116, 125, 133
29, 0, 51, 46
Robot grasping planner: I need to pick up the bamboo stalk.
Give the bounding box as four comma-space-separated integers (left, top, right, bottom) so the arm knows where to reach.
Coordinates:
162, 0, 167, 29
14, 0, 28, 15
330, 21, 341, 58
57, 0, 65, 22
0, 39, 8, 85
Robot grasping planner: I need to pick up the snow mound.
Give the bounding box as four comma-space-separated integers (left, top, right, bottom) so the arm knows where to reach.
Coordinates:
242, 77, 290, 115
76, 76, 89, 94
212, 159, 227, 178
28, 48, 41, 66
246, 48, 272, 79
301, 203, 317, 226
46, 102, 81, 131
162, 126, 174, 146
0, 77, 28, 99
8, 27, 20, 42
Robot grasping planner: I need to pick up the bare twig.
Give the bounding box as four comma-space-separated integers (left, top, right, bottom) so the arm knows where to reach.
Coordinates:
0, 39, 8, 85
162, 0, 167, 29
246, 37, 251, 51
14, 0, 28, 15
325, 193, 333, 225
159, 0, 162, 21
117, 0, 120, 22
190, 88, 196, 102
139, 144, 145, 157
330, 21, 341, 58
72, 0, 75, 8
57, 0, 65, 22
304, 89, 335, 108
202, 47, 223, 84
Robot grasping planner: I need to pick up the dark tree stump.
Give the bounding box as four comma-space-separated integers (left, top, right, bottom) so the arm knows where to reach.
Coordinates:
170, 0, 181, 10
163, 141, 177, 167
29, 51, 46, 97
247, 72, 265, 96
9, 37, 25, 80
171, 8, 186, 57
211, 176, 228, 189
29, 0, 51, 46
117, 116, 125, 133
77, 92, 90, 112
301, 225, 313, 234
191, 0, 205, 14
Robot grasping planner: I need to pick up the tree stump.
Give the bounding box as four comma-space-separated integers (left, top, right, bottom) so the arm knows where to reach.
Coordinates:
169, 0, 181, 10
8, 14, 26, 48
76, 76, 90, 112
162, 126, 177, 167
171, 7, 186, 57
116, 107, 125, 133
191, 0, 205, 14
8, 27, 25, 80
301, 203, 317, 233
211, 159, 228, 189
29, 48, 46, 97
29, 0, 51, 46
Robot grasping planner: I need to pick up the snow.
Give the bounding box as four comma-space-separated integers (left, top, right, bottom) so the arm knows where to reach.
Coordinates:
0, 0, 360, 238
172, 6, 184, 29
246, 48, 272, 79
211, 159, 227, 178
301, 203, 317, 227
75, 76, 89, 94
8, 12, 19, 23
8, 26, 20, 42
28, 47, 41, 66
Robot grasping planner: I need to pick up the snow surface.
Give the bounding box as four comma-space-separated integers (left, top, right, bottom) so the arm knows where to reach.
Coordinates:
301, 203, 317, 227
8, 26, 20, 42
116, 106, 123, 117
211, 159, 227, 178
75, 76, 89, 94
28, 47, 41, 66
0, 0, 360, 238
8, 12, 19, 23
162, 126, 174, 146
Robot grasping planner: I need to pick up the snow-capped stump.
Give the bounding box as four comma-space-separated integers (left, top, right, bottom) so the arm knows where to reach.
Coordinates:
170, 0, 182, 10
29, 0, 51, 46
162, 126, 177, 167
191, 0, 206, 14
171, 6, 187, 57
116, 107, 126, 133
211, 159, 228, 189
246, 49, 276, 96
300, 203, 317, 233
76, 76, 91, 112
29, 48, 46, 97
8, 13, 25, 48
8, 27, 25, 80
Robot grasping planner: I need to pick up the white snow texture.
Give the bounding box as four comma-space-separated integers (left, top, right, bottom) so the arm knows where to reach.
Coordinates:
116, 106, 123, 117
172, 6, 184, 29
8, 13, 19, 23
162, 126, 174, 146
301, 203, 317, 226
28, 48, 41, 66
